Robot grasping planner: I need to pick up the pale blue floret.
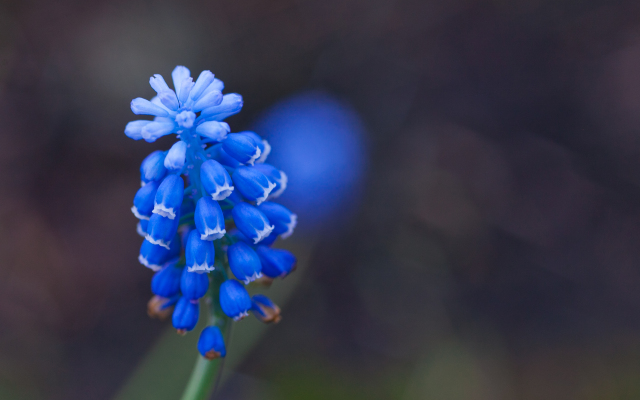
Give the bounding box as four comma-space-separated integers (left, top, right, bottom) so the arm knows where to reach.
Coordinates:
140, 151, 167, 184
185, 230, 215, 273
219, 280, 252, 321
232, 167, 276, 205
194, 197, 226, 241
164, 141, 188, 172
153, 175, 184, 219
195, 121, 230, 141
231, 203, 274, 244
199, 160, 234, 201
227, 242, 262, 284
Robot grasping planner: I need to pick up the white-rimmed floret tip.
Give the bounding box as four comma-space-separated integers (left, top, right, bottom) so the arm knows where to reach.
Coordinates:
194, 197, 226, 241
199, 160, 234, 201
232, 167, 276, 205
185, 230, 215, 273
231, 203, 274, 244
153, 175, 184, 219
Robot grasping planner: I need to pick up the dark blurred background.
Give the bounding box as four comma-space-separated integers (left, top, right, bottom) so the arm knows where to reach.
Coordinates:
2, 0, 640, 399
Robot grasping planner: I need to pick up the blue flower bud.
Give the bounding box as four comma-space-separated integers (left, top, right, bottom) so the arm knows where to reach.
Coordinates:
205, 78, 224, 93
251, 294, 281, 323
151, 262, 182, 297
153, 175, 184, 219
149, 74, 171, 94
171, 66, 191, 99
125, 120, 152, 140
130, 98, 170, 117
227, 242, 262, 284
185, 230, 215, 273
232, 167, 276, 205
192, 90, 222, 112
200, 160, 234, 201
139, 239, 173, 271
189, 70, 215, 102
208, 144, 242, 168
164, 141, 187, 172
252, 164, 287, 198
196, 121, 230, 141
180, 267, 210, 300
141, 121, 176, 142
200, 93, 243, 121
132, 180, 160, 220
222, 133, 261, 165
219, 280, 251, 321
157, 90, 179, 111
177, 77, 194, 105
147, 295, 178, 320
197, 326, 226, 360
257, 202, 297, 239
240, 131, 271, 163
256, 246, 296, 278
136, 220, 148, 237
231, 203, 274, 244
145, 212, 179, 249
140, 150, 167, 184
172, 297, 199, 334
194, 197, 226, 240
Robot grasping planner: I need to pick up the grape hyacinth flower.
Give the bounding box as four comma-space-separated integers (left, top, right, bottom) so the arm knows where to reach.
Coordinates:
125, 67, 298, 379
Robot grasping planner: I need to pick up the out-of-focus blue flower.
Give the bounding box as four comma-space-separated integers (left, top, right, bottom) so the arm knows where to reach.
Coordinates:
231, 203, 274, 244
251, 294, 281, 323
199, 160, 234, 201
153, 175, 184, 220
194, 197, 226, 241
256, 246, 296, 279
140, 150, 167, 184
180, 267, 210, 300
232, 167, 275, 205
172, 297, 199, 334
257, 202, 297, 239
219, 280, 252, 321
151, 262, 182, 298
197, 326, 226, 360
227, 242, 262, 284
185, 230, 215, 273
254, 91, 367, 228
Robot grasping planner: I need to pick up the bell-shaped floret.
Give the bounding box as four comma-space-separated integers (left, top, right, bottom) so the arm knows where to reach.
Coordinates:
177, 77, 194, 105
232, 167, 276, 205
125, 120, 152, 140
141, 121, 176, 142
151, 262, 182, 298
132, 180, 160, 220
208, 144, 242, 168
185, 230, 215, 273
200, 160, 234, 201
219, 280, 252, 321
164, 141, 187, 172
231, 203, 274, 244
180, 267, 210, 300
256, 246, 296, 278
251, 294, 281, 323
240, 131, 271, 163
196, 121, 230, 141
139, 239, 171, 271
145, 212, 179, 249
140, 151, 167, 184
130, 98, 170, 117
171, 66, 191, 99
222, 133, 261, 165
172, 297, 199, 334
136, 220, 148, 237
153, 174, 184, 219
194, 197, 226, 240
227, 242, 262, 284
200, 94, 243, 121
197, 326, 226, 360
157, 90, 179, 111
149, 74, 171, 94
257, 202, 297, 239
252, 164, 287, 198
189, 70, 215, 102
192, 90, 222, 112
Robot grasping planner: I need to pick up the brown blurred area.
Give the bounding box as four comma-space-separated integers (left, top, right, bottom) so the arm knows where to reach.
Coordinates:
2, 0, 640, 399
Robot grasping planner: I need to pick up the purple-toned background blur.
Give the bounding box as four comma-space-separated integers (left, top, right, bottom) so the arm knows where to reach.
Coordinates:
2, 0, 640, 399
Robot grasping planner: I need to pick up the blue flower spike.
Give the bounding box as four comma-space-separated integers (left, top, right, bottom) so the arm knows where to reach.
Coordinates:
172, 297, 200, 335
231, 203, 274, 244
227, 242, 262, 284
219, 280, 252, 321
197, 326, 226, 360
251, 294, 282, 324
125, 65, 299, 355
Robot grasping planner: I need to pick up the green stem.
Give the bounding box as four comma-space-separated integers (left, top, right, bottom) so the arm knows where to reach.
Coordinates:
180, 269, 230, 400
